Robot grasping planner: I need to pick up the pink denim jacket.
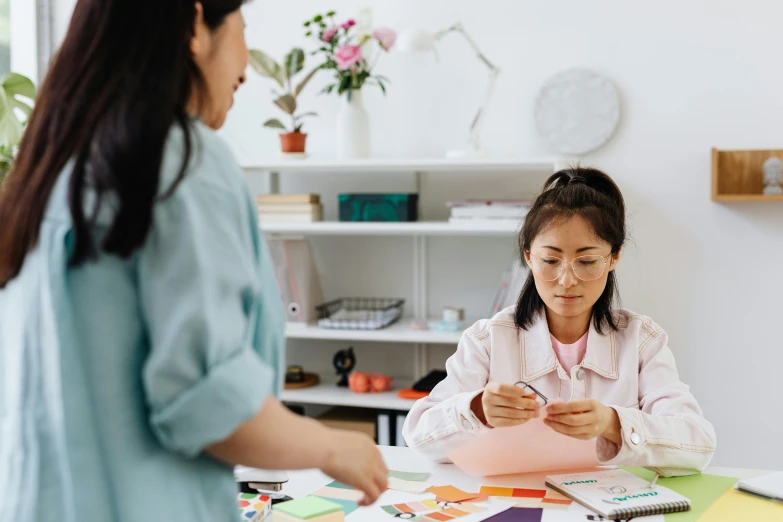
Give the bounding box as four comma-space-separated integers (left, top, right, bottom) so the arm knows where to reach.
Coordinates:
402, 307, 716, 477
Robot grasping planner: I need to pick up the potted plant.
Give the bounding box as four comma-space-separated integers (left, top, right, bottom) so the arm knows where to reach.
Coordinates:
249, 47, 319, 155
0, 73, 36, 186
305, 11, 395, 158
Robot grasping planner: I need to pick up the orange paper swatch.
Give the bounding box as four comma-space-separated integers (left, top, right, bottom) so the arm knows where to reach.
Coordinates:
426, 485, 478, 503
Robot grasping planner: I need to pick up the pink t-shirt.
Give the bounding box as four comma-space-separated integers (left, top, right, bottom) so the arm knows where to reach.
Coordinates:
550, 332, 588, 374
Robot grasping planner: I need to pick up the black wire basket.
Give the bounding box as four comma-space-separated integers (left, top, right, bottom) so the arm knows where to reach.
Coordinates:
315, 297, 405, 330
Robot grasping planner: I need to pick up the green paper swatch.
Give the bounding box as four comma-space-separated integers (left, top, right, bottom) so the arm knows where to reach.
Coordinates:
622, 467, 738, 522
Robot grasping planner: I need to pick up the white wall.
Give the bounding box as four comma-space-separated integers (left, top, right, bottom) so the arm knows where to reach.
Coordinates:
50, 0, 783, 469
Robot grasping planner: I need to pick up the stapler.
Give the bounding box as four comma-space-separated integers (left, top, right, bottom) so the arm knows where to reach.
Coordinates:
234, 466, 294, 504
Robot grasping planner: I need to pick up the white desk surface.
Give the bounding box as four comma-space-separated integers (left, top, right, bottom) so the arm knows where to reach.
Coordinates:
280, 446, 775, 520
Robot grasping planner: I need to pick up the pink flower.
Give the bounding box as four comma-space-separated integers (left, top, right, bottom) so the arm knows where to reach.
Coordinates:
372, 27, 397, 50
322, 26, 338, 42
334, 44, 362, 70
341, 19, 356, 29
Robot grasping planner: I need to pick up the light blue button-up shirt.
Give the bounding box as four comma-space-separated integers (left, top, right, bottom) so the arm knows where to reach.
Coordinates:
0, 120, 285, 522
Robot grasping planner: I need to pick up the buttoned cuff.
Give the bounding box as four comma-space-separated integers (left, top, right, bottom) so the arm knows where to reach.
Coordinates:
454, 389, 492, 435
596, 406, 646, 464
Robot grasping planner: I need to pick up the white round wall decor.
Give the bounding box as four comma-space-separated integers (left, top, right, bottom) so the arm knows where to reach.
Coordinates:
534, 68, 620, 155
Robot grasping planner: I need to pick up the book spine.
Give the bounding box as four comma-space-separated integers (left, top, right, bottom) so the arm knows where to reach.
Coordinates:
377, 412, 390, 445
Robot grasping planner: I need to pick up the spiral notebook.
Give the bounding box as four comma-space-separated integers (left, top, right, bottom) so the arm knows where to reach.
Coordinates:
545, 469, 691, 520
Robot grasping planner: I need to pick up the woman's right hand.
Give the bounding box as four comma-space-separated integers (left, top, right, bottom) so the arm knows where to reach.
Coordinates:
320, 429, 389, 506
472, 382, 541, 428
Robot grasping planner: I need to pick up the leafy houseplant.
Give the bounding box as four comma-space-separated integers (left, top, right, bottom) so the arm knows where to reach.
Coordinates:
304, 11, 395, 99
250, 47, 319, 154
0, 73, 36, 186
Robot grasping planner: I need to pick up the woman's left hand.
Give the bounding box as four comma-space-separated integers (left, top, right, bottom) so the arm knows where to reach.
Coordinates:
543, 399, 622, 444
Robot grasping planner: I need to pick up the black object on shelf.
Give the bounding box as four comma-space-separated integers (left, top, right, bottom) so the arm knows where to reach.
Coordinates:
333, 346, 356, 387
285, 365, 305, 384
412, 369, 448, 392
338, 193, 419, 222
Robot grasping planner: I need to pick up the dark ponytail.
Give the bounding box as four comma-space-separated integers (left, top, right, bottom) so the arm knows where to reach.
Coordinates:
0, 0, 246, 287
515, 167, 627, 334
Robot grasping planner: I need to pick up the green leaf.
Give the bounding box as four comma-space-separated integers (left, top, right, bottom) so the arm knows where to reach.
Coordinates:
293, 123, 304, 133
248, 49, 285, 88
3, 73, 35, 101
0, 89, 22, 147
273, 94, 297, 115
284, 48, 305, 80
326, 10, 336, 17
0, 73, 36, 148
377, 79, 387, 96
304, 20, 311, 27
263, 118, 287, 130
294, 67, 319, 97
313, 14, 323, 22
296, 111, 318, 119
305, 31, 312, 37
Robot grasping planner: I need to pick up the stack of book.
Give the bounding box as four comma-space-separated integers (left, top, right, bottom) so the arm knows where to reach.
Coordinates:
447, 199, 532, 224
257, 194, 323, 223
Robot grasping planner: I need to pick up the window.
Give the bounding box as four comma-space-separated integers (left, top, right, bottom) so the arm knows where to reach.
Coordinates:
8, 0, 52, 83
0, 0, 10, 76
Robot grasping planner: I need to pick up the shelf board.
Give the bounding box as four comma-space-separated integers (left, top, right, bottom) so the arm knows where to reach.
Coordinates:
280, 379, 416, 411
713, 194, 783, 202
242, 157, 561, 174
286, 320, 465, 344
259, 220, 520, 236
711, 148, 783, 202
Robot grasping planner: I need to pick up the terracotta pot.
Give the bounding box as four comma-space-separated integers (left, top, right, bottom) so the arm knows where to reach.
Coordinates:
280, 132, 307, 153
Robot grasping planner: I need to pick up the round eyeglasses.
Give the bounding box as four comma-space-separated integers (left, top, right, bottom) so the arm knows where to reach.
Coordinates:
528, 253, 613, 282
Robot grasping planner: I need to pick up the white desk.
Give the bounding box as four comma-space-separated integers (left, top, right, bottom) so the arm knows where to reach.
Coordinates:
280, 446, 774, 521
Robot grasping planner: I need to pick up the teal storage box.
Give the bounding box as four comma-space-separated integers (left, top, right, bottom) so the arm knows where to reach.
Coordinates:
338, 193, 419, 222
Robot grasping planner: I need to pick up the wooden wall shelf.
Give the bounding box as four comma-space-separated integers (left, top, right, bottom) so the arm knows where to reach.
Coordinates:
712, 148, 783, 202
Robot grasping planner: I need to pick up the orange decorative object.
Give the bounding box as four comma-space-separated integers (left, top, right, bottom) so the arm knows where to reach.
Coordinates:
397, 388, 429, 400
348, 372, 393, 393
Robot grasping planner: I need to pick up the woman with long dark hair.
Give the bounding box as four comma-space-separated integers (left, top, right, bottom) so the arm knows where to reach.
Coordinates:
0, 2, 387, 521
404, 167, 716, 475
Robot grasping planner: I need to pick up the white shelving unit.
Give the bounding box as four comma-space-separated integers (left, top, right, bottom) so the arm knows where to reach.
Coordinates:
259, 220, 520, 236
250, 157, 560, 413
286, 320, 466, 345
243, 157, 561, 175
280, 379, 416, 412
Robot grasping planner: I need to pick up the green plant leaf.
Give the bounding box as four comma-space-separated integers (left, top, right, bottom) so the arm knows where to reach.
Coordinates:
293, 123, 304, 132
296, 111, 318, 119
248, 49, 285, 88
284, 48, 305, 80
3, 73, 35, 101
0, 73, 36, 148
263, 118, 287, 130
304, 20, 311, 27
326, 10, 336, 17
377, 79, 387, 96
294, 67, 319, 97
0, 90, 22, 147
273, 94, 297, 115
305, 31, 312, 37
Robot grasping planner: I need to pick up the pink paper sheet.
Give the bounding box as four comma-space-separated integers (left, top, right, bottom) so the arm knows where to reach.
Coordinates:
448, 416, 599, 477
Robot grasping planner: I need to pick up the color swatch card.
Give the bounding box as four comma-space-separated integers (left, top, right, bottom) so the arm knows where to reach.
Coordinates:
448, 416, 598, 476
479, 486, 572, 511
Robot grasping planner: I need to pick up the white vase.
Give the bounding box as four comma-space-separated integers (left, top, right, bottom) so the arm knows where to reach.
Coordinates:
336, 89, 370, 159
